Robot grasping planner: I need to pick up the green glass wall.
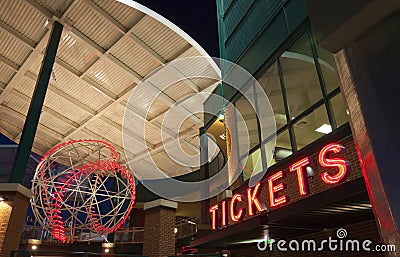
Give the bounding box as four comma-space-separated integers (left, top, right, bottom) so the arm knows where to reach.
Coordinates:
235, 27, 349, 181
206, 0, 350, 183
217, 0, 308, 73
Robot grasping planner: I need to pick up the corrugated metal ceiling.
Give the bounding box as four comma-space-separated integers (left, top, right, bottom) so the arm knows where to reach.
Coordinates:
0, 0, 219, 178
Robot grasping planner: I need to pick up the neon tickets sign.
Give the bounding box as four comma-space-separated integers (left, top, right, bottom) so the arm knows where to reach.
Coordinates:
209, 143, 351, 230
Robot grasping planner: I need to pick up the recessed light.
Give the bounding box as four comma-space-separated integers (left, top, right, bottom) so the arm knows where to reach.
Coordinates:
218, 113, 224, 123
315, 124, 332, 134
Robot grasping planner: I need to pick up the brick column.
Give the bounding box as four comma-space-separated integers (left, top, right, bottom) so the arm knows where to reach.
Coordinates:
333, 12, 400, 256
143, 199, 178, 257
0, 184, 32, 257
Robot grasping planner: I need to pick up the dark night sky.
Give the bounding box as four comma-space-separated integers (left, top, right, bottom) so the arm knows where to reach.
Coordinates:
134, 0, 220, 57
0, 134, 14, 144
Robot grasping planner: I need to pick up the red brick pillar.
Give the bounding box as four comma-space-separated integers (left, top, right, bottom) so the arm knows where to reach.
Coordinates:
0, 184, 32, 257
143, 199, 178, 257
333, 12, 400, 256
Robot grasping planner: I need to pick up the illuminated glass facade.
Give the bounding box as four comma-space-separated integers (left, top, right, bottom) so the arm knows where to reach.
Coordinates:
205, 25, 349, 182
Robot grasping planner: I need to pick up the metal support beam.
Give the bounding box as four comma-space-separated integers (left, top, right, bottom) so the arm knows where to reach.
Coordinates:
24, 71, 99, 116
0, 19, 35, 49
0, 30, 50, 105
128, 33, 166, 64
81, 0, 127, 34
11, 89, 79, 128
167, 43, 193, 61
0, 55, 20, 71
0, 105, 64, 141
9, 21, 63, 183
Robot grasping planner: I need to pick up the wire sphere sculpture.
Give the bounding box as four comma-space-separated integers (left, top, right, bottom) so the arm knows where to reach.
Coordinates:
31, 139, 136, 243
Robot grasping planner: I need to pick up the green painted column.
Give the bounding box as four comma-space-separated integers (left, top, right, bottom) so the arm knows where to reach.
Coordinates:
10, 21, 63, 183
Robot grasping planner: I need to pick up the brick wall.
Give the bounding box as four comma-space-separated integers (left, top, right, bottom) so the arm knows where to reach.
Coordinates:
231, 219, 386, 257
0, 191, 30, 257
0, 197, 12, 255
143, 206, 176, 257
334, 13, 400, 252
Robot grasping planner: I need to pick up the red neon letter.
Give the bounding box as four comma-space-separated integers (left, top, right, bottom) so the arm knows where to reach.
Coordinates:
247, 182, 265, 216
268, 171, 287, 207
221, 200, 227, 226
289, 157, 310, 196
319, 143, 350, 184
209, 204, 219, 230
230, 194, 244, 222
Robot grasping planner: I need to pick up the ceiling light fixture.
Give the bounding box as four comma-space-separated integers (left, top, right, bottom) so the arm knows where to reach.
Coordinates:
315, 124, 332, 134
306, 166, 315, 180
218, 113, 224, 123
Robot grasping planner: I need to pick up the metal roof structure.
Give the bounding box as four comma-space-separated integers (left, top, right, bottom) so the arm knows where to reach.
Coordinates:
0, 0, 220, 177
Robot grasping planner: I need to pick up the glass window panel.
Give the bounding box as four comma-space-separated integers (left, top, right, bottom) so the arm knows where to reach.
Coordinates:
330, 93, 349, 127
294, 104, 330, 150
257, 62, 287, 131
241, 148, 262, 182
315, 44, 341, 93
279, 33, 323, 118
235, 90, 260, 151
264, 129, 292, 167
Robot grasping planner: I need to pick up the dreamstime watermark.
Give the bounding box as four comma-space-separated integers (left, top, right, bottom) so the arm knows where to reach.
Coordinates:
256, 228, 396, 253
122, 56, 276, 202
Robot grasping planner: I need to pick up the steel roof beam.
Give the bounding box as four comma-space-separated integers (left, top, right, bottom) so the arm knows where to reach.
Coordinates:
127, 33, 200, 92
11, 89, 79, 128
81, 0, 127, 34
54, 84, 150, 152
128, 33, 166, 64
1, 105, 64, 140
0, 19, 35, 49
0, 127, 45, 155
16, 0, 206, 170
0, 55, 20, 71
24, 71, 99, 116
53, 57, 118, 101
78, 13, 146, 78
0, 30, 50, 105
98, 115, 156, 150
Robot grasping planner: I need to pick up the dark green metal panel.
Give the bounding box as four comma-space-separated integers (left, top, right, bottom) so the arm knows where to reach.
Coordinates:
223, 0, 256, 40
9, 21, 63, 184
285, 0, 309, 33
216, 0, 309, 66
207, 0, 309, 128
222, 0, 235, 13
224, 0, 282, 63
237, 11, 288, 75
